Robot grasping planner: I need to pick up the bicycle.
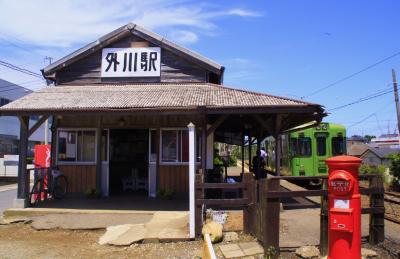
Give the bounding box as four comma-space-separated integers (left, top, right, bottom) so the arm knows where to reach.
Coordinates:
29, 168, 68, 206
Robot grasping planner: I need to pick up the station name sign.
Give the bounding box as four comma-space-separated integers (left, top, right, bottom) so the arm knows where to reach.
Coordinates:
101, 47, 161, 77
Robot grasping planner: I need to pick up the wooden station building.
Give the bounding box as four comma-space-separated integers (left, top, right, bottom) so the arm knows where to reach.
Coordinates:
0, 23, 325, 237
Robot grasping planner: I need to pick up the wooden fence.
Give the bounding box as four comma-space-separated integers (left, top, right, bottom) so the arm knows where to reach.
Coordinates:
244, 174, 385, 258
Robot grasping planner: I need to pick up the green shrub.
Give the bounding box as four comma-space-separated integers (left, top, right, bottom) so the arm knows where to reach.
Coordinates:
359, 164, 386, 175
389, 154, 400, 189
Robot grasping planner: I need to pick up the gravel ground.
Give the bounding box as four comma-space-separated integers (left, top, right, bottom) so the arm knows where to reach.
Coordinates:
0, 223, 201, 259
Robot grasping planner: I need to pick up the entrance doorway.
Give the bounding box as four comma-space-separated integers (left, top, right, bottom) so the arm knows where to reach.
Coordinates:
109, 129, 149, 196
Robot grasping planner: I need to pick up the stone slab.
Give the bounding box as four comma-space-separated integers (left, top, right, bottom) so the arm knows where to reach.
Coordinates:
219, 243, 245, 258
238, 242, 264, 256
109, 224, 147, 246
99, 224, 134, 245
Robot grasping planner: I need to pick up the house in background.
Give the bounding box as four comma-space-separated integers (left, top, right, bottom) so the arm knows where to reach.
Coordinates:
346, 135, 368, 157
370, 133, 400, 148
360, 147, 399, 167
0, 79, 48, 176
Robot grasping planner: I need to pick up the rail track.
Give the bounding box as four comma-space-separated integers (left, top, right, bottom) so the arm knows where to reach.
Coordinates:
384, 191, 400, 224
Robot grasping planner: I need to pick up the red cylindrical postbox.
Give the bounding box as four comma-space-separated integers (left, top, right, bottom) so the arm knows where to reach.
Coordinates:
326, 155, 362, 259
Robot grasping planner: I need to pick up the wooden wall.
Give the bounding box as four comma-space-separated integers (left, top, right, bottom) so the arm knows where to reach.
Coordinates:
56, 34, 207, 85
58, 165, 96, 193
159, 165, 189, 196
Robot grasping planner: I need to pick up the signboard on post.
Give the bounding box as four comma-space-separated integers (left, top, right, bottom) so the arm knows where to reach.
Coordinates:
101, 47, 161, 77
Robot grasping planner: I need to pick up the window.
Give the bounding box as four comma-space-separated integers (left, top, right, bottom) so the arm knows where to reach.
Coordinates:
58, 130, 96, 162
332, 137, 346, 156
316, 136, 326, 156
160, 129, 194, 163
298, 137, 312, 157
289, 138, 298, 156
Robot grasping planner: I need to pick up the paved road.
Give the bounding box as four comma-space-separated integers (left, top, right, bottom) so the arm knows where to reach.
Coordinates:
0, 189, 16, 215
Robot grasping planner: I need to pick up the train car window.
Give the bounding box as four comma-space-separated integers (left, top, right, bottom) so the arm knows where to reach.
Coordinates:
298, 137, 311, 157
289, 138, 298, 156
332, 137, 345, 156
316, 136, 326, 156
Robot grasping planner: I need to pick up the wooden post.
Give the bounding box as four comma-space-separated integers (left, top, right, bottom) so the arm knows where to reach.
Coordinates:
156, 127, 160, 191
274, 134, 281, 176
320, 178, 329, 256
263, 177, 280, 258
195, 174, 204, 237
369, 175, 385, 244
201, 118, 207, 174
95, 117, 102, 192
188, 122, 196, 238
50, 116, 57, 168
16, 116, 29, 208
241, 131, 245, 178
248, 133, 252, 173
243, 173, 253, 234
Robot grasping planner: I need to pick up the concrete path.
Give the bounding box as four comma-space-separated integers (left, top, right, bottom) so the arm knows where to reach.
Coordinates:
30, 213, 154, 230
280, 208, 400, 247
0, 189, 16, 216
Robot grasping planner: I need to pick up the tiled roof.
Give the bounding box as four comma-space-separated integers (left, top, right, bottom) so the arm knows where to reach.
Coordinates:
0, 83, 321, 113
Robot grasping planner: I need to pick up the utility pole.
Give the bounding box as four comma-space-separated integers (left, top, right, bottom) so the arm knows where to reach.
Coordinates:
392, 69, 400, 136
44, 56, 53, 145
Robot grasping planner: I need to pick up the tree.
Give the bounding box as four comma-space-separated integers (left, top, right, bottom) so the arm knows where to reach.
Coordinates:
364, 135, 376, 143
389, 154, 400, 190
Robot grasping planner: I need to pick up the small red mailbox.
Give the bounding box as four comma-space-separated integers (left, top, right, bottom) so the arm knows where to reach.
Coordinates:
326, 155, 362, 259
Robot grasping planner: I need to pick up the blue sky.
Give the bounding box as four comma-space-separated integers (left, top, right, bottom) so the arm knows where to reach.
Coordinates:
0, 0, 399, 137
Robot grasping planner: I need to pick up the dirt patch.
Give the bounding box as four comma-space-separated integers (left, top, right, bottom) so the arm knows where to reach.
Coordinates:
0, 223, 201, 259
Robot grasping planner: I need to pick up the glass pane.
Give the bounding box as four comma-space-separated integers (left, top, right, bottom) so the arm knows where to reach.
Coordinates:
298, 137, 311, 157
58, 131, 76, 161
316, 136, 326, 156
332, 137, 345, 156
101, 130, 108, 161
162, 130, 177, 162
77, 131, 95, 161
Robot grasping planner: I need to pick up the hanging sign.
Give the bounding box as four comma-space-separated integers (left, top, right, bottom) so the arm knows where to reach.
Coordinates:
101, 47, 161, 77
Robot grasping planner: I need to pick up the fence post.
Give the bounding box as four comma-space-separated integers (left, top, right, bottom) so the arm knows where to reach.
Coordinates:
263, 177, 280, 259
243, 173, 253, 234
195, 173, 204, 237
369, 175, 385, 244
319, 178, 328, 256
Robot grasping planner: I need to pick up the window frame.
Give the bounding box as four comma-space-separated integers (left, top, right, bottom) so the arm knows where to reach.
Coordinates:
56, 128, 98, 165
332, 136, 346, 156
159, 127, 201, 165
297, 136, 312, 157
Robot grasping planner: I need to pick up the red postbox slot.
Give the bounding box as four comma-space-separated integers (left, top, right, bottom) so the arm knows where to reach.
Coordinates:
330, 208, 353, 233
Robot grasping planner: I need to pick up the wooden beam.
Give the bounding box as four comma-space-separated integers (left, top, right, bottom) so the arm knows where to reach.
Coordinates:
252, 115, 274, 134
206, 115, 228, 136
28, 115, 49, 137
50, 116, 57, 167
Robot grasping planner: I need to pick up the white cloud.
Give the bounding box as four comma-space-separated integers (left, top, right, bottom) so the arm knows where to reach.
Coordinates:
226, 8, 262, 17
169, 30, 199, 44
0, 0, 261, 47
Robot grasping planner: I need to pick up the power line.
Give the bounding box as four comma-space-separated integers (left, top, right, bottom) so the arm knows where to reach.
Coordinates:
0, 79, 44, 89
347, 102, 394, 128
0, 59, 43, 79
328, 87, 393, 111
301, 50, 400, 99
